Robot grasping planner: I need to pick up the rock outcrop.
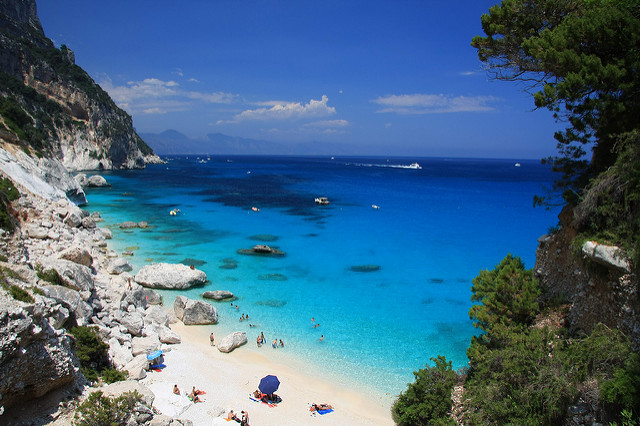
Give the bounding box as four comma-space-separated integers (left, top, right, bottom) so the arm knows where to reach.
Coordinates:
202, 290, 234, 301
217, 331, 247, 353
173, 296, 218, 325
535, 207, 640, 349
135, 263, 207, 290
0, 0, 162, 173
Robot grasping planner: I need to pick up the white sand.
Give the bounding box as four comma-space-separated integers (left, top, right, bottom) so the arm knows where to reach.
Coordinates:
141, 321, 395, 425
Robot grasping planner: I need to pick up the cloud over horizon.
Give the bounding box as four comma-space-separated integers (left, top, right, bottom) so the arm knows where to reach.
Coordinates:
372, 93, 500, 114
232, 95, 336, 122
99, 77, 236, 115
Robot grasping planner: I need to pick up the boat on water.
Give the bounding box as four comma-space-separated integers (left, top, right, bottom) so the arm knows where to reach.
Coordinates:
407, 162, 422, 169
515, 162, 521, 167
372, 204, 380, 209
315, 197, 330, 205
169, 208, 180, 216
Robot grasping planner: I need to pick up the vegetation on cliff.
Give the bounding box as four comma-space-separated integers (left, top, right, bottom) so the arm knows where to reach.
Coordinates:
393, 1, 640, 424
0, 0, 156, 167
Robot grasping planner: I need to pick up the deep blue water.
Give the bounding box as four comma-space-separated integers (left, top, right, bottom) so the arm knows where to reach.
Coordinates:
83, 155, 560, 398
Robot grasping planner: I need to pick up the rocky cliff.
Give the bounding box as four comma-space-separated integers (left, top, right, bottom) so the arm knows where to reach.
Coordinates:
0, 0, 161, 174
535, 206, 639, 349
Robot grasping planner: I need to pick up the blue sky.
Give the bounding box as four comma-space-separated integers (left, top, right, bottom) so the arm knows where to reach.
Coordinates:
37, 1, 561, 159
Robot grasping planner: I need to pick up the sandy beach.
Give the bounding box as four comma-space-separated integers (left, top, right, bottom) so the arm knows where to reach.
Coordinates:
141, 320, 395, 425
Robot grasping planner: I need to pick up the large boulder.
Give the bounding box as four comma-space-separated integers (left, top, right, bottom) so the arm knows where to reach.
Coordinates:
217, 332, 247, 353
144, 305, 170, 327
39, 259, 94, 293
107, 258, 133, 275
135, 263, 207, 290
123, 354, 149, 381
58, 245, 93, 267
131, 335, 161, 357
0, 305, 79, 410
202, 290, 234, 301
118, 311, 145, 336
43, 285, 93, 326
142, 288, 163, 305
97, 380, 155, 406
173, 296, 218, 325
86, 175, 110, 187
582, 241, 631, 272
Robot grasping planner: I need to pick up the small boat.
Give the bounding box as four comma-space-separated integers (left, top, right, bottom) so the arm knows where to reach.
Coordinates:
407, 162, 422, 169
251, 206, 260, 212
169, 208, 180, 216
315, 197, 330, 205
372, 204, 380, 210
515, 163, 521, 167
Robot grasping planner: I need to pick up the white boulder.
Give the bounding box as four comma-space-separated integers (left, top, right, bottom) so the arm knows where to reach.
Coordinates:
135, 263, 207, 290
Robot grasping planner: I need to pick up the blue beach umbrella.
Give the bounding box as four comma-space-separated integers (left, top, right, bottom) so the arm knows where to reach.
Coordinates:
147, 349, 163, 360
258, 375, 280, 394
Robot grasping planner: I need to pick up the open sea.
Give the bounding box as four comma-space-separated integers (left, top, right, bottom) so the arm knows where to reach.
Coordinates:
82, 155, 560, 400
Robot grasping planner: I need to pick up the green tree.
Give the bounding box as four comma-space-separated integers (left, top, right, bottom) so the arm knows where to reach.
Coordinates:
392, 355, 458, 426
472, 0, 640, 205
469, 254, 540, 335
73, 390, 141, 426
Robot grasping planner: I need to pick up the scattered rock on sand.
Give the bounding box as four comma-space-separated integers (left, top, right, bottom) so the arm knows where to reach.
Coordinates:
217, 331, 247, 353
135, 263, 207, 290
107, 257, 133, 275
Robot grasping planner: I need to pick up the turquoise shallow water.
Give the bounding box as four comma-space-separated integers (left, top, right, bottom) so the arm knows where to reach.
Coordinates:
83, 155, 560, 398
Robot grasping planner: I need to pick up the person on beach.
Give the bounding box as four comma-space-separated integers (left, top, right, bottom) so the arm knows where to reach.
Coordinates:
311, 403, 334, 412
210, 332, 215, 346
260, 332, 265, 344
173, 384, 180, 395
256, 335, 262, 347
227, 410, 237, 421
241, 410, 250, 426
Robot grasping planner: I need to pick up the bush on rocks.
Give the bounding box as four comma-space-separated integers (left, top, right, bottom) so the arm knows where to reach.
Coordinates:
73, 390, 141, 425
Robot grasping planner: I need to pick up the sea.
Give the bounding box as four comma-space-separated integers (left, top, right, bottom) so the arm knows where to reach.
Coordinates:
82, 155, 560, 401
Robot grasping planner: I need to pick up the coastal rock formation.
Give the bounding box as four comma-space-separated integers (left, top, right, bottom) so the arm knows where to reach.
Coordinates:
173, 296, 218, 325
202, 290, 235, 301
134, 263, 207, 290
535, 207, 640, 349
217, 331, 247, 353
0, 0, 162, 173
0, 299, 80, 409
237, 245, 286, 257
58, 244, 93, 267
86, 175, 110, 187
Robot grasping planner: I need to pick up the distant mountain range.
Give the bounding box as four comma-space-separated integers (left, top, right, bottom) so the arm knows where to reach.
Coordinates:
140, 130, 358, 156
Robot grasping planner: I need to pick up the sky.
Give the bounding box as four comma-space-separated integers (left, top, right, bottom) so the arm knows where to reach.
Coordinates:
36, 1, 562, 159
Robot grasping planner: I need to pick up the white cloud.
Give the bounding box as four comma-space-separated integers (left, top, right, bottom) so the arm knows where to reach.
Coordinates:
372, 93, 499, 114
233, 95, 336, 122
99, 77, 236, 115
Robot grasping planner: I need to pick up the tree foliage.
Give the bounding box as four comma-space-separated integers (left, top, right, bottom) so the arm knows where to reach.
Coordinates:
392, 355, 458, 426
472, 0, 640, 204
73, 390, 141, 426
469, 254, 540, 335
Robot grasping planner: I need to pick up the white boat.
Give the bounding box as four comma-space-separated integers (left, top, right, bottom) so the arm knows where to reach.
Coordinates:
407, 162, 422, 169
372, 204, 380, 209
515, 162, 521, 167
315, 197, 330, 205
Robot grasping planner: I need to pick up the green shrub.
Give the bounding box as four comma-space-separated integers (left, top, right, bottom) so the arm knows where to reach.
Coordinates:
392, 355, 458, 426
9, 285, 34, 303
73, 390, 141, 426
101, 367, 128, 384
0, 254, 7, 262
69, 326, 110, 383
36, 266, 65, 286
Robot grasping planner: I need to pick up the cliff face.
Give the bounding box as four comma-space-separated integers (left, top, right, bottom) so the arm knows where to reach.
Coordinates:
0, 0, 161, 172
535, 205, 640, 349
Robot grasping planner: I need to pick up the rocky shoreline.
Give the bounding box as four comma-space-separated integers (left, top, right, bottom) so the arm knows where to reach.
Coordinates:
0, 186, 206, 425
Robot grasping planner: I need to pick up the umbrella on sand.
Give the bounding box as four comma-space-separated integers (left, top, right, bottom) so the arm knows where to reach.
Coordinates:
258, 375, 280, 395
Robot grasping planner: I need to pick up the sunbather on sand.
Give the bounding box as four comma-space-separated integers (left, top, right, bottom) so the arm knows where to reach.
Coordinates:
173, 384, 180, 395
311, 403, 334, 411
